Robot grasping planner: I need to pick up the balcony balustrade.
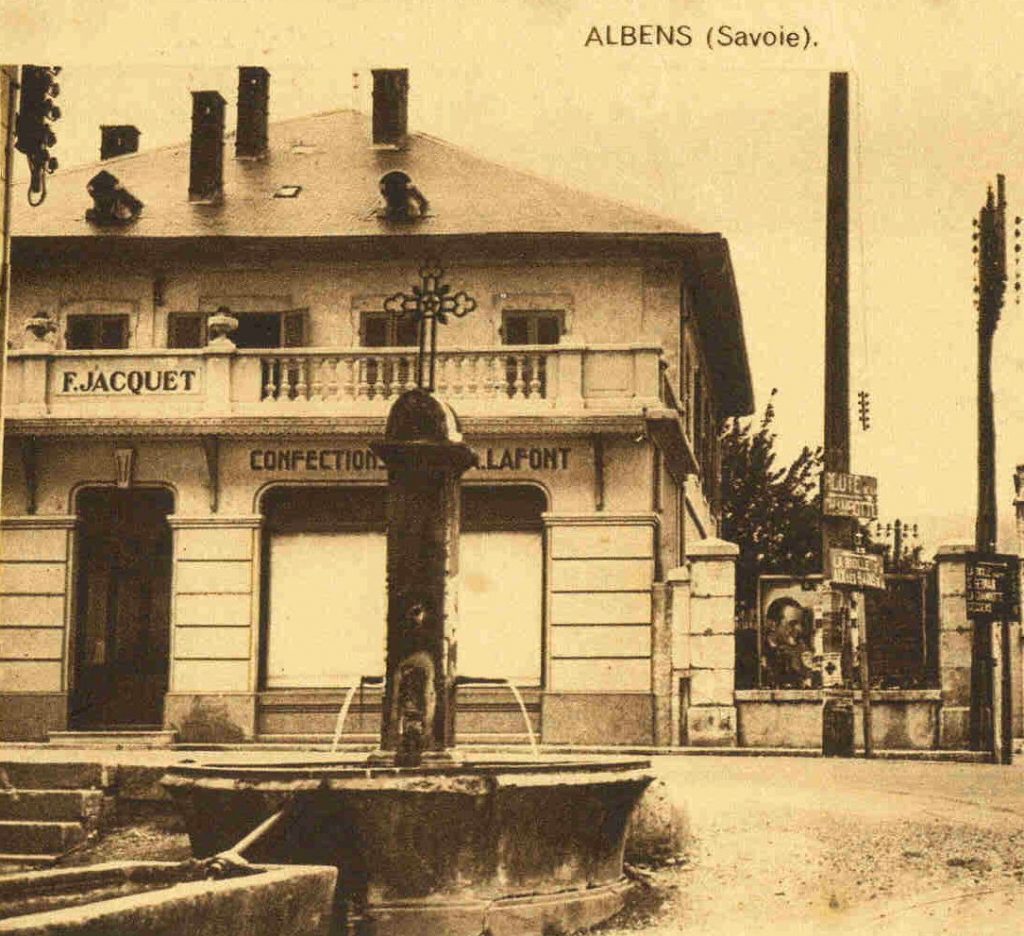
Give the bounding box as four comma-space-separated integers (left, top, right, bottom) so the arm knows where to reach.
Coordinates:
3, 343, 673, 422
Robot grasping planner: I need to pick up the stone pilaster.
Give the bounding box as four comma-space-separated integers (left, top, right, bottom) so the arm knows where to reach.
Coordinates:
934, 541, 973, 749
666, 564, 690, 746
650, 582, 671, 746
684, 537, 738, 746
165, 514, 261, 742
0, 515, 76, 740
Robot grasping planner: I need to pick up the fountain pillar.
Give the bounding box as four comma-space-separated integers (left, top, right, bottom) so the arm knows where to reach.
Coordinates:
371, 388, 477, 765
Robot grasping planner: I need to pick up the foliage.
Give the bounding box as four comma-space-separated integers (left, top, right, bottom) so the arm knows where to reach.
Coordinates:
720, 389, 823, 616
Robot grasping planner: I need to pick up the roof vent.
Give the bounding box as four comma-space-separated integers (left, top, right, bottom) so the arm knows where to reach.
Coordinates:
86, 170, 143, 225
371, 69, 409, 148
378, 170, 428, 221
100, 125, 140, 161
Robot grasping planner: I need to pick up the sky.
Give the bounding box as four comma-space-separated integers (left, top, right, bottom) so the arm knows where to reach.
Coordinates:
2, 0, 1023, 555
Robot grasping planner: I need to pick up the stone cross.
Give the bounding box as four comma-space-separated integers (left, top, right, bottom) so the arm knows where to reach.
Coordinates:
384, 263, 477, 392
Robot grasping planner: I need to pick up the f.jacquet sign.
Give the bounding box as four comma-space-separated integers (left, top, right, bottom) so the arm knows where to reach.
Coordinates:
58, 366, 200, 395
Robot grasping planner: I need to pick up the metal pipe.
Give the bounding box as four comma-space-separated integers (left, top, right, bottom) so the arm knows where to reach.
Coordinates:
0, 66, 19, 471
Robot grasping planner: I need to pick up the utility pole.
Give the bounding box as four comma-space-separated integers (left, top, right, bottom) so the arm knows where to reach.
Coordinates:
971, 175, 1011, 762
821, 71, 857, 756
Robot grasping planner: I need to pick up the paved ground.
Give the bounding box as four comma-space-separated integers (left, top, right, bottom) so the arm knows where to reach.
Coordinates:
3, 747, 1023, 933
603, 756, 1024, 935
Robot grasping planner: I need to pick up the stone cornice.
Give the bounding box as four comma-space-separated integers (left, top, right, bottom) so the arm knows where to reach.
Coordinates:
542, 512, 660, 528
3, 413, 650, 439
167, 514, 263, 529
0, 515, 77, 530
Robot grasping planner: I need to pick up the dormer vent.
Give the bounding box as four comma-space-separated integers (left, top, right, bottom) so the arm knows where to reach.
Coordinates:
371, 69, 409, 148
378, 170, 429, 221
86, 170, 143, 225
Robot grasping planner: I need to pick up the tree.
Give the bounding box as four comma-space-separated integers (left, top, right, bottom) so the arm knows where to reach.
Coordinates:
720, 389, 823, 617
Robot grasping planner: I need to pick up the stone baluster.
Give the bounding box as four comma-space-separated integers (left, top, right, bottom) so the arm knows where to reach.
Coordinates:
262, 358, 277, 401
451, 356, 464, 398
311, 356, 324, 401
435, 356, 448, 396
465, 354, 478, 399
512, 355, 526, 399
293, 357, 307, 400
528, 352, 542, 398
485, 354, 500, 398
372, 356, 386, 399
356, 358, 370, 400
402, 354, 416, 393
344, 357, 356, 401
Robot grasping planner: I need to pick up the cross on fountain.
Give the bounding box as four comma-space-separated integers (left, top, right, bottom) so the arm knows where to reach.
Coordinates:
384, 262, 477, 392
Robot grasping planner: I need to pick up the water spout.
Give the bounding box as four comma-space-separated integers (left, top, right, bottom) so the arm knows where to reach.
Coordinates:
330, 685, 359, 754
454, 676, 539, 758
330, 675, 384, 753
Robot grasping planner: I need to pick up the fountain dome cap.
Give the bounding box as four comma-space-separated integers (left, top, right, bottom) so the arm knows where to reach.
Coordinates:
373, 388, 478, 471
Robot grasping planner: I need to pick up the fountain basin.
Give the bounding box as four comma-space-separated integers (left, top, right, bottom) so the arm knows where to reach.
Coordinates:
0, 861, 336, 936
162, 755, 653, 936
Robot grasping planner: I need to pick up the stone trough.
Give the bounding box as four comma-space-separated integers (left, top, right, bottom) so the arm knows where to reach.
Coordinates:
0, 860, 337, 936
161, 754, 653, 936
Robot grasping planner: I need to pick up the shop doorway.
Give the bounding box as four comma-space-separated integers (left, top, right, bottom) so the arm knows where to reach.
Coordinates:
71, 488, 173, 729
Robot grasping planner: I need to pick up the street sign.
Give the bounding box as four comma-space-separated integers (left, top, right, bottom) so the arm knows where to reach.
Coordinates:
965, 553, 1021, 622
822, 471, 878, 520
828, 548, 885, 590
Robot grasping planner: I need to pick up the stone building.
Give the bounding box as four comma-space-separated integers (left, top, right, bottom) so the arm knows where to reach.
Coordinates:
0, 68, 753, 746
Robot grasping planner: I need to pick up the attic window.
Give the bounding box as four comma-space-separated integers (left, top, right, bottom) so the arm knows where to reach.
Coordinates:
273, 185, 302, 198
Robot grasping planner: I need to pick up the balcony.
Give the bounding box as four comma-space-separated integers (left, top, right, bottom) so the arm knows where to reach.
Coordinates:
3, 343, 677, 426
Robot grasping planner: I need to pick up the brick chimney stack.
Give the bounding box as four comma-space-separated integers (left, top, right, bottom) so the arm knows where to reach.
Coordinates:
371, 69, 409, 148
235, 66, 269, 160
188, 90, 226, 203
100, 125, 140, 161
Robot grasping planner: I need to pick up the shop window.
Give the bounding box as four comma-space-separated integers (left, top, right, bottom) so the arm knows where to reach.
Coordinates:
66, 314, 129, 350
259, 484, 545, 690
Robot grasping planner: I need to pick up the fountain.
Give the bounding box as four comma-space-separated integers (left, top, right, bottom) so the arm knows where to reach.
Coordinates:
161, 265, 653, 935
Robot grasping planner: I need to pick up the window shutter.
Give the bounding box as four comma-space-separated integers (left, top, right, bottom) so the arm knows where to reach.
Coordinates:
167, 313, 206, 349
281, 309, 308, 347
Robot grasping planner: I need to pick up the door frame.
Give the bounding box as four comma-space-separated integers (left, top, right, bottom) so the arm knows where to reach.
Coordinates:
69, 483, 175, 729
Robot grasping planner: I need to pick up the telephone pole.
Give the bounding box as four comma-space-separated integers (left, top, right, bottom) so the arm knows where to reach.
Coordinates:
820, 71, 857, 756
971, 175, 1012, 761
